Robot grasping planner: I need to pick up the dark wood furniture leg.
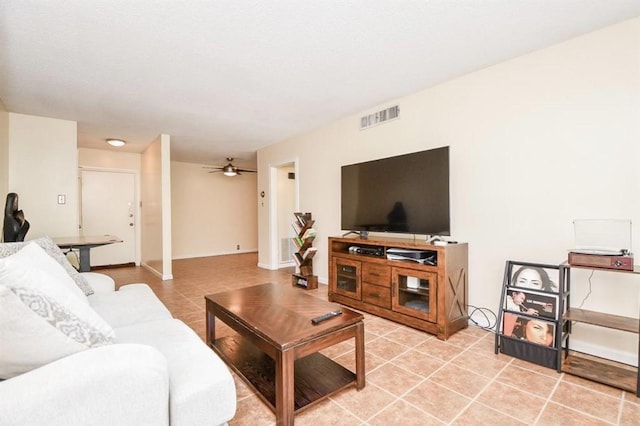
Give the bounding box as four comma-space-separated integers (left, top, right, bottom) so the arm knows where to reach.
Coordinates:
205, 302, 216, 346
275, 349, 295, 426
355, 321, 365, 389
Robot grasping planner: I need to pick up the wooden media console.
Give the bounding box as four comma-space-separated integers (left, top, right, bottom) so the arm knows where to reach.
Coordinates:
328, 236, 469, 340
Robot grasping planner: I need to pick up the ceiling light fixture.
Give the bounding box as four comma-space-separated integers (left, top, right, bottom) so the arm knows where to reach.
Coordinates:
222, 164, 237, 177
107, 139, 126, 147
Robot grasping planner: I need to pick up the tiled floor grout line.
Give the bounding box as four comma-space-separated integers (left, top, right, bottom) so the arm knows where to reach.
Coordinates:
357, 334, 447, 424
543, 376, 622, 425
448, 358, 529, 425
532, 372, 562, 426
328, 382, 400, 426
372, 334, 481, 424
617, 392, 630, 425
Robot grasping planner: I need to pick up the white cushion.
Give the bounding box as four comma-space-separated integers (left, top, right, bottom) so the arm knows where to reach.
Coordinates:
0, 285, 114, 379
8, 242, 88, 303
115, 319, 237, 426
89, 284, 172, 328
0, 252, 114, 338
81, 272, 116, 293
0, 236, 94, 296
0, 249, 116, 379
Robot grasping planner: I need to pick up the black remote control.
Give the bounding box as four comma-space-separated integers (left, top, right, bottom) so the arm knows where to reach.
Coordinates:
311, 309, 342, 324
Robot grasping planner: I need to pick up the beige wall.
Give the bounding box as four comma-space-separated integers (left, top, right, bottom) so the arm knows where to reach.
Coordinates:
171, 161, 258, 259
258, 18, 640, 362
78, 148, 141, 171
141, 135, 172, 279
6, 113, 79, 238
79, 148, 260, 262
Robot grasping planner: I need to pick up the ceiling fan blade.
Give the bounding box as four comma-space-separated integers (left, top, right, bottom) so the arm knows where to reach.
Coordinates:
236, 168, 257, 173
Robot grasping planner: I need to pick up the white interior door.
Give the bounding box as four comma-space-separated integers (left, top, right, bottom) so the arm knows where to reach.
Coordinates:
80, 169, 136, 267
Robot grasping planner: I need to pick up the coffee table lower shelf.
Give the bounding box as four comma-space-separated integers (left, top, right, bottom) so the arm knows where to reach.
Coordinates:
212, 335, 357, 412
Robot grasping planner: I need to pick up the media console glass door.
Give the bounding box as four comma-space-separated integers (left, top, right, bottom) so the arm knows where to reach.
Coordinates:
331, 257, 362, 300
391, 267, 437, 322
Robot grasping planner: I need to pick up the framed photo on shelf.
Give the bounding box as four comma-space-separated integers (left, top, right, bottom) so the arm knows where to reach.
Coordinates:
504, 287, 559, 320
502, 312, 556, 348
506, 261, 559, 294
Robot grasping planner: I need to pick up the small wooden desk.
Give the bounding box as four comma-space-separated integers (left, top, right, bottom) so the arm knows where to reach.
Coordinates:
206, 283, 365, 425
53, 235, 122, 272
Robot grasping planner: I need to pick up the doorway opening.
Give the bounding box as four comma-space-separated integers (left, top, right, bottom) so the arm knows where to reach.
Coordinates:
269, 160, 298, 269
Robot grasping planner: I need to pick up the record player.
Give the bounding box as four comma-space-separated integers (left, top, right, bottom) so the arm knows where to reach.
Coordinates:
567, 219, 634, 271
568, 249, 633, 271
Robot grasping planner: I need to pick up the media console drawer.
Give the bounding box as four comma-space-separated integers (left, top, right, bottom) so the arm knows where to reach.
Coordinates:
362, 263, 390, 287
362, 282, 391, 308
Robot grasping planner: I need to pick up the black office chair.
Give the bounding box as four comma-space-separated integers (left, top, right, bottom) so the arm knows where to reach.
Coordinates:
3, 192, 30, 242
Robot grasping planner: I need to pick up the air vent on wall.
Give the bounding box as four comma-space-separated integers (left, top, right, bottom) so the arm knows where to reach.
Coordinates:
280, 238, 296, 263
360, 105, 400, 130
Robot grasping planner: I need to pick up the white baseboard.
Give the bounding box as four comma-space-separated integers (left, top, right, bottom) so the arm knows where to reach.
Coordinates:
256, 262, 272, 270
141, 262, 172, 280
172, 249, 258, 260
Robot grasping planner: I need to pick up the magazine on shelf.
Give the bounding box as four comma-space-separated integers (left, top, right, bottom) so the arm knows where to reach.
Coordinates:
302, 247, 317, 260
508, 262, 559, 294
503, 287, 558, 320
501, 312, 556, 348
291, 222, 302, 235
294, 212, 311, 226
302, 227, 317, 240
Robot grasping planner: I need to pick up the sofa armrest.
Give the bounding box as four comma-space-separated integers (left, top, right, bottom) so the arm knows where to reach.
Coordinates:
0, 344, 169, 426
80, 271, 115, 293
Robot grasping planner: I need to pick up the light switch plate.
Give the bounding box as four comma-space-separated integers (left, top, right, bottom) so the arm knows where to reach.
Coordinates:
57, 194, 66, 204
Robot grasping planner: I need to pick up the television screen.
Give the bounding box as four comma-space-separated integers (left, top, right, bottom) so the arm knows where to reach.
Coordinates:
341, 146, 450, 236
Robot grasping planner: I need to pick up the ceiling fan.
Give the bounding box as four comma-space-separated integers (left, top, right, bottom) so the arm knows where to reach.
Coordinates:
204, 158, 257, 177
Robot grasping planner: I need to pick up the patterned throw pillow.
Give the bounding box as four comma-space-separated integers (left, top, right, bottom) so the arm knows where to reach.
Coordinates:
0, 249, 116, 379
0, 236, 94, 296
0, 285, 114, 379
0, 253, 114, 339
11, 286, 113, 347
10, 242, 89, 304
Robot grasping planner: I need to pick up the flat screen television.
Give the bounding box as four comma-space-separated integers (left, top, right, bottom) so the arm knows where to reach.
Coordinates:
341, 146, 450, 237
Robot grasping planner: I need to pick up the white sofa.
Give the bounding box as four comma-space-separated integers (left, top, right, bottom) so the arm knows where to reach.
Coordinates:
0, 238, 236, 426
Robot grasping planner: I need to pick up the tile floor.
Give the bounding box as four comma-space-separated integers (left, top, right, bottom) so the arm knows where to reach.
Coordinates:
100, 253, 640, 425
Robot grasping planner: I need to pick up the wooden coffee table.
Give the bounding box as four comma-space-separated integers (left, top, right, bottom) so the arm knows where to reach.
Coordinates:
205, 283, 365, 425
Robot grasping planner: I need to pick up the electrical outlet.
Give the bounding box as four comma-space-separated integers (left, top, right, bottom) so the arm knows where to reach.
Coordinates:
236, 245, 240, 250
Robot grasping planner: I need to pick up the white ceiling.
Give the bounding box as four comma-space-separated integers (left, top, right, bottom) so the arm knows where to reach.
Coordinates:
1, 1, 639, 166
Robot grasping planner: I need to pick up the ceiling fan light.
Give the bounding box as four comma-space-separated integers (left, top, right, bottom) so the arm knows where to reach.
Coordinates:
223, 165, 237, 176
